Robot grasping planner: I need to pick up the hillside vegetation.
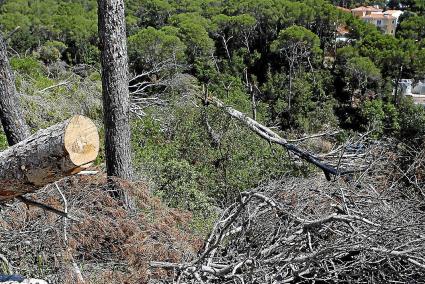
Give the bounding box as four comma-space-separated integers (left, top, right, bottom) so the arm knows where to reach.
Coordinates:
0, 0, 424, 282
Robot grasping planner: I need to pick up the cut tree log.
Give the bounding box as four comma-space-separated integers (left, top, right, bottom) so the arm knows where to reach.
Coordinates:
0, 115, 99, 201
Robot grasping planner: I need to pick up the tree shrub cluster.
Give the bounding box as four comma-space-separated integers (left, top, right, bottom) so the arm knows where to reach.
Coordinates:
1, 0, 424, 216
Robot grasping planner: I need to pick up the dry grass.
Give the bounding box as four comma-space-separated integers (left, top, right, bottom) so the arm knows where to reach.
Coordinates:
0, 175, 202, 283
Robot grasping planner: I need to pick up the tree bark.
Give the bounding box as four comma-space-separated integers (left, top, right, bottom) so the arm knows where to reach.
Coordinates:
97, 0, 132, 180
393, 65, 403, 105
0, 33, 30, 145
0, 115, 99, 201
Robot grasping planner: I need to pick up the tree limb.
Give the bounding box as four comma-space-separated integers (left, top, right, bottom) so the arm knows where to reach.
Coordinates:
203, 95, 346, 179
17, 196, 79, 221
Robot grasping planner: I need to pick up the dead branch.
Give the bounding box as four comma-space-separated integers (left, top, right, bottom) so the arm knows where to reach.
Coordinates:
150, 173, 425, 283
128, 60, 186, 118
204, 95, 346, 179
16, 196, 79, 221
287, 130, 340, 142
37, 81, 70, 93
3, 26, 21, 41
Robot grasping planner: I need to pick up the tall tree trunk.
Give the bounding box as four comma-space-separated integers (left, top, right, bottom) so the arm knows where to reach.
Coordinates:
221, 35, 232, 61
393, 65, 403, 106
97, 0, 132, 180
0, 33, 30, 145
288, 63, 293, 111
251, 91, 257, 120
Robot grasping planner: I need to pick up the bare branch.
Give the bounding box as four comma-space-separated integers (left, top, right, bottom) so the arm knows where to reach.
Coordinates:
17, 196, 79, 221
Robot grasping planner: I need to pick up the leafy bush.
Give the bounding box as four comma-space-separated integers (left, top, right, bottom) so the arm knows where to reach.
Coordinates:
10, 56, 43, 77
360, 97, 425, 141
38, 41, 67, 63
360, 99, 399, 137
397, 98, 425, 142
132, 99, 302, 219
128, 26, 187, 72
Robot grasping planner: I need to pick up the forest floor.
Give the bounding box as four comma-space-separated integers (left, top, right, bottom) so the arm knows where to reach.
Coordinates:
0, 175, 202, 284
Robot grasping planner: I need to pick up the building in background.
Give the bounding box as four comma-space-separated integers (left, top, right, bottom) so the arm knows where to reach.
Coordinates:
398, 79, 425, 105
385, 10, 404, 24
362, 13, 397, 35
344, 6, 403, 35
351, 6, 382, 17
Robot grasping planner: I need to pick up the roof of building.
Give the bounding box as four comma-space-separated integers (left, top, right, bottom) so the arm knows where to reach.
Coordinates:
384, 10, 404, 17
337, 25, 350, 35
351, 6, 382, 12
336, 6, 351, 13
362, 13, 395, 20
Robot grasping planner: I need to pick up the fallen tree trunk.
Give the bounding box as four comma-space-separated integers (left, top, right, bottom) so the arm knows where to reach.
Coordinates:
205, 95, 343, 179
0, 115, 99, 201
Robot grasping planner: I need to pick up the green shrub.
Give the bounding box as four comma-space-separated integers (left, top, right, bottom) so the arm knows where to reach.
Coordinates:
10, 56, 43, 77
397, 98, 425, 142
0, 131, 8, 151
38, 41, 67, 63
131, 100, 300, 219
128, 26, 186, 72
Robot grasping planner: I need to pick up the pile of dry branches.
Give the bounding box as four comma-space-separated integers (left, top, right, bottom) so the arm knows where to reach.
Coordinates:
150, 139, 425, 283
0, 176, 201, 283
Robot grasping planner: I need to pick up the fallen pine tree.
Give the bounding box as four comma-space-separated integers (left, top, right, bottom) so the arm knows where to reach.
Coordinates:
0, 115, 99, 201
201, 95, 352, 180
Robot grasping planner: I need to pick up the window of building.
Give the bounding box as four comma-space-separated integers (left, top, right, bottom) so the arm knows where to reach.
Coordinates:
377, 20, 382, 25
